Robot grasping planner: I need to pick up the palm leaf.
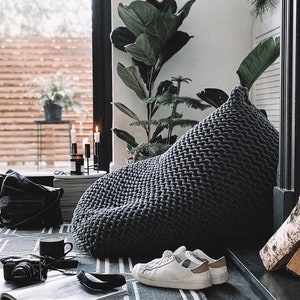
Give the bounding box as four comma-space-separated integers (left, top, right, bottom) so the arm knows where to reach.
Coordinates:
237, 36, 280, 89
250, 0, 279, 17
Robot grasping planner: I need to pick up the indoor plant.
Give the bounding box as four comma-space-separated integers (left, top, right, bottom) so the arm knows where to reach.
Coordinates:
249, 0, 279, 17
36, 71, 86, 122
111, 0, 206, 161
197, 36, 280, 108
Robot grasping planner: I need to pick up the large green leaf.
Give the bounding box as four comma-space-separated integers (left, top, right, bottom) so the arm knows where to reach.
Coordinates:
125, 33, 160, 66
118, 2, 160, 37
157, 31, 192, 70
196, 88, 228, 108
113, 128, 138, 147
132, 32, 192, 89
113, 102, 140, 120
110, 27, 136, 52
237, 36, 280, 89
133, 59, 153, 90
145, 13, 179, 44
117, 62, 147, 100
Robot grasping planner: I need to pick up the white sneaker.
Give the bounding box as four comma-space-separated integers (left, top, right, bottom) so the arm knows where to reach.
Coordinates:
132, 247, 212, 290
191, 249, 228, 285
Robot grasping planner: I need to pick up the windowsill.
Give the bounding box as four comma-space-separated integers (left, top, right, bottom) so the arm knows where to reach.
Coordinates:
0, 165, 70, 177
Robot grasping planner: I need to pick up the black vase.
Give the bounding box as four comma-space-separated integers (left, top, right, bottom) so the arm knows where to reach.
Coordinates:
44, 103, 62, 122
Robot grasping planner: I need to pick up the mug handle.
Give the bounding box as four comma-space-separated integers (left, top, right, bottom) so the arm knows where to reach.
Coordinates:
64, 242, 73, 256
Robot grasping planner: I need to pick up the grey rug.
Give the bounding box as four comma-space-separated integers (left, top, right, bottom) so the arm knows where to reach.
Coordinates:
0, 225, 259, 299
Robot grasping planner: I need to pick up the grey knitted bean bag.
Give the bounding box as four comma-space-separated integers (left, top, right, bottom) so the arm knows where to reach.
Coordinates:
71, 86, 279, 258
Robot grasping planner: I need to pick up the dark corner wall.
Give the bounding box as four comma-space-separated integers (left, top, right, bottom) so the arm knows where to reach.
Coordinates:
92, 0, 112, 173
274, 0, 300, 230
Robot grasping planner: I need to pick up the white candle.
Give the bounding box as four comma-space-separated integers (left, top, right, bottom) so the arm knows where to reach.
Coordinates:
94, 126, 100, 143
82, 137, 89, 150
71, 125, 76, 143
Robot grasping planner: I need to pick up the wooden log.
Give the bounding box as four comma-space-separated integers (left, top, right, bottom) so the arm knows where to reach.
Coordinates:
259, 197, 300, 270
286, 246, 300, 276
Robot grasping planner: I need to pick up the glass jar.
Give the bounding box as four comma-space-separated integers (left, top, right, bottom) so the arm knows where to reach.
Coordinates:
70, 154, 84, 175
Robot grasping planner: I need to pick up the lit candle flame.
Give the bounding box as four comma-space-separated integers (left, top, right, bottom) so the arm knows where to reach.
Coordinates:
94, 125, 100, 143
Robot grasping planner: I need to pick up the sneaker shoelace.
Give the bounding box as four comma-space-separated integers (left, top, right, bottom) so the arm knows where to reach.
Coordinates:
145, 250, 174, 268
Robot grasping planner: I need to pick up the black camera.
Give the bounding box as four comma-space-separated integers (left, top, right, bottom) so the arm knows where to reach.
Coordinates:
1, 257, 48, 285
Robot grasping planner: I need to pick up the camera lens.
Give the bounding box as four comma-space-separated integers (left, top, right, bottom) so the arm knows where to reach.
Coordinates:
11, 262, 36, 284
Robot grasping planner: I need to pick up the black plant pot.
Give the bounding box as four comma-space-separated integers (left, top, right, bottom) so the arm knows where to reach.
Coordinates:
44, 103, 62, 122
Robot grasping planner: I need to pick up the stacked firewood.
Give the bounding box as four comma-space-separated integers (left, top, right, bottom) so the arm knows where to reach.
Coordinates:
260, 197, 300, 276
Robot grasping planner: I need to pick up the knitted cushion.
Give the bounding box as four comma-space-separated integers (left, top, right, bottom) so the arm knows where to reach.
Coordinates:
71, 86, 279, 257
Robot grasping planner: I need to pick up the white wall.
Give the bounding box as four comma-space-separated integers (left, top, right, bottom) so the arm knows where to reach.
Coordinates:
252, 3, 281, 130
111, 0, 254, 170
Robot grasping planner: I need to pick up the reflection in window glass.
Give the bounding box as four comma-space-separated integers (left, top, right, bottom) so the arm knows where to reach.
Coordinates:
0, 0, 93, 173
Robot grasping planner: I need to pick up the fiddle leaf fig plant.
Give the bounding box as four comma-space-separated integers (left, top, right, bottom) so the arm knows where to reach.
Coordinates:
111, 0, 210, 161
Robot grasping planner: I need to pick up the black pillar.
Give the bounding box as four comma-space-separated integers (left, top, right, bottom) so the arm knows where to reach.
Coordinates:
92, 0, 112, 172
274, 0, 300, 229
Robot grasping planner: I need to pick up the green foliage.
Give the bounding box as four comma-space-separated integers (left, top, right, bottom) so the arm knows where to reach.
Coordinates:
112, 1, 281, 162
111, 0, 207, 161
197, 36, 280, 109
237, 36, 280, 89
35, 71, 87, 115
113, 75, 208, 161
249, 0, 279, 18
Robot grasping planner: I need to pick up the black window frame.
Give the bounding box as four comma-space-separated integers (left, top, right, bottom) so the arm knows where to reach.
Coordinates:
92, 0, 112, 173
273, 0, 300, 229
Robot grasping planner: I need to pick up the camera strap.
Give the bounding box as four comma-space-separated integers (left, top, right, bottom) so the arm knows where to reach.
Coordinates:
77, 270, 126, 291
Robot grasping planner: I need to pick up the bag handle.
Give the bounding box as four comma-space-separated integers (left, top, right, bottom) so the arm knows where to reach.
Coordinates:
0, 171, 63, 228
77, 270, 126, 291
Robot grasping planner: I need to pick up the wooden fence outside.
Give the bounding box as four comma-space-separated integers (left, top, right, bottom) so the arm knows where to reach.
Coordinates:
0, 37, 93, 169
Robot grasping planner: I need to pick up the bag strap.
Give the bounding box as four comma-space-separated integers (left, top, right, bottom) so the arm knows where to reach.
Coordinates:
0, 171, 63, 228
77, 270, 126, 291
0, 189, 63, 228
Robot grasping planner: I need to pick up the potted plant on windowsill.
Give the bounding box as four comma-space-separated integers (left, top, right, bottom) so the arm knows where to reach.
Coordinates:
36, 71, 86, 122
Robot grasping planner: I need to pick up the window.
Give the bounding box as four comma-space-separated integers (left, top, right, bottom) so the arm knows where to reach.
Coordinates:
0, 0, 93, 172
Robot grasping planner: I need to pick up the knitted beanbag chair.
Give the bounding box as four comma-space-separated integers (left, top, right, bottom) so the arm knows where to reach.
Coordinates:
71, 86, 279, 257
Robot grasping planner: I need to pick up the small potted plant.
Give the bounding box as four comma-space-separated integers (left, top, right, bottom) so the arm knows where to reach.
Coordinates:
36, 71, 86, 122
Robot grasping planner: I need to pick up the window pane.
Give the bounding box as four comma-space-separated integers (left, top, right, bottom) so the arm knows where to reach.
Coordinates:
0, 0, 93, 173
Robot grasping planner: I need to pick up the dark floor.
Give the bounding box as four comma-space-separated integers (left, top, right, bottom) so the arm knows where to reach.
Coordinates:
227, 244, 300, 300
204, 258, 261, 299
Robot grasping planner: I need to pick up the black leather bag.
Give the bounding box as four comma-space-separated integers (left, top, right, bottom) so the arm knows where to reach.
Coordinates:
0, 169, 64, 228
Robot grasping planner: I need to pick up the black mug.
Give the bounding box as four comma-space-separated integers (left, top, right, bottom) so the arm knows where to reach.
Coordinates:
39, 237, 73, 259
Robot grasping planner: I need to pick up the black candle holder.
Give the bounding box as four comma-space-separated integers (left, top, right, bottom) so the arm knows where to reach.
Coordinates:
85, 143, 91, 175
94, 142, 100, 172
71, 143, 77, 155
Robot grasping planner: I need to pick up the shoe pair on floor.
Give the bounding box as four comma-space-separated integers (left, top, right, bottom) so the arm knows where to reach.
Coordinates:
132, 246, 228, 290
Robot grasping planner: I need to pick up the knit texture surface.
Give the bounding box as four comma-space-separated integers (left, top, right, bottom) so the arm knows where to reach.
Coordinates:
71, 86, 279, 257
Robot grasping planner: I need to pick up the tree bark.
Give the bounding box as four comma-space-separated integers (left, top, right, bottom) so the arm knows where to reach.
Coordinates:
259, 197, 300, 270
